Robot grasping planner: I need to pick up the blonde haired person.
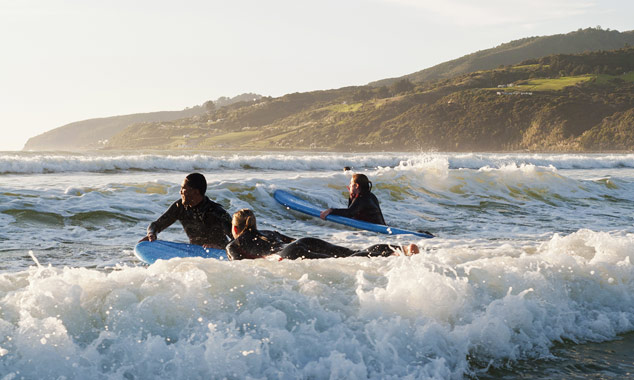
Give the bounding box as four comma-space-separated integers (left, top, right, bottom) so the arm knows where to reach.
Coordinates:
226, 209, 295, 260
226, 208, 418, 261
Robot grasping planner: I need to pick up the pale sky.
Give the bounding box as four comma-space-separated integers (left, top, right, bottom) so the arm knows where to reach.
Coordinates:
1, 0, 633, 151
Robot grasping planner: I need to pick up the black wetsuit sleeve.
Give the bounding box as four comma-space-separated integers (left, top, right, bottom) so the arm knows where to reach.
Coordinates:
329, 194, 386, 225
329, 197, 359, 218
226, 240, 250, 260
147, 201, 180, 236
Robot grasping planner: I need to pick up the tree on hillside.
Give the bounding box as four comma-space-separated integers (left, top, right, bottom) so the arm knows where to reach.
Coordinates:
391, 79, 415, 95
204, 100, 216, 112
376, 86, 391, 99
353, 88, 372, 102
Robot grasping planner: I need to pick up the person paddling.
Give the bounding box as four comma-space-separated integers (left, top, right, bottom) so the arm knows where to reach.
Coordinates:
320, 173, 386, 225
139, 173, 232, 249
226, 209, 418, 261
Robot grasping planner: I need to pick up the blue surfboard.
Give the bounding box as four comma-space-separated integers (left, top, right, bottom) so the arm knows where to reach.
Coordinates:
134, 240, 227, 264
273, 189, 433, 238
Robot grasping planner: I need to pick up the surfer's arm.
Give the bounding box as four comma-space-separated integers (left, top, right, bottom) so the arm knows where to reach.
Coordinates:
327, 199, 359, 218
226, 242, 263, 260
147, 201, 180, 240
328, 196, 386, 225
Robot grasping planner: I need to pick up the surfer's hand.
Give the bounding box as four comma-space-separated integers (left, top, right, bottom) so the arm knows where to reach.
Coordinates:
138, 236, 150, 243
320, 208, 332, 219
146, 233, 157, 242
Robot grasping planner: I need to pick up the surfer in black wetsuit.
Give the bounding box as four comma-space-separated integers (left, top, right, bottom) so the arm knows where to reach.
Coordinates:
225, 209, 296, 260
320, 173, 386, 225
226, 209, 418, 260
139, 173, 232, 249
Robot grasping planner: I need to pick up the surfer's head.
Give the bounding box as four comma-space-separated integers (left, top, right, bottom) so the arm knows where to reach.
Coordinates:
184, 173, 207, 195
181, 173, 206, 207
232, 208, 257, 238
349, 173, 372, 196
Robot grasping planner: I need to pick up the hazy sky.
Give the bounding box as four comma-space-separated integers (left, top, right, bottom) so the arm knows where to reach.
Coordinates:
1, 0, 633, 151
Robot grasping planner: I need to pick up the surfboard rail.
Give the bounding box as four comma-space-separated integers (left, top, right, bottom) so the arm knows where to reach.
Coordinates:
134, 240, 227, 264
274, 189, 433, 238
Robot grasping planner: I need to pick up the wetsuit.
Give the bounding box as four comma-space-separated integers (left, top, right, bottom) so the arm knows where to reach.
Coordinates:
226, 229, 400, 260
147, 196, 232, 248
329, 192, 386, 225
279, 238, 398, 259
226, 228, 295, 260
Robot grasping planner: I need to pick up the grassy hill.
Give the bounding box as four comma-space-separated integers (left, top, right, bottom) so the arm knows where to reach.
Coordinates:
26, 28, 634, 152
23, 107, 206, 151
23, 93, 262, 151
106, 47, 634, 152
370, 27, 634, 87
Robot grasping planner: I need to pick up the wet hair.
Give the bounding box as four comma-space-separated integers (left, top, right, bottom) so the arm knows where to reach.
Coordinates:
232, 208, 257, 235
185, 173, 207, 195
352, 173, 372, 193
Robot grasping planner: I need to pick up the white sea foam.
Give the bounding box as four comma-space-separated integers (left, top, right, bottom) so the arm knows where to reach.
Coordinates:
448, 153, 634, 170
5, 152, 634, 174
0, 152, 404, 174
1, 230, 633, 378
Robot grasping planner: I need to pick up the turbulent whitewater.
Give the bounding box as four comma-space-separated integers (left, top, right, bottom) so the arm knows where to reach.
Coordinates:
1, 151, 634, 379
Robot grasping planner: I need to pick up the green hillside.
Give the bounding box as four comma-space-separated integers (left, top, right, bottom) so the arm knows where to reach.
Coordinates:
370, 27, 634, 87
23, 108, 206, 151
26, 28, 634, 153
105, 47, 634, 152
23, 93, 262, 151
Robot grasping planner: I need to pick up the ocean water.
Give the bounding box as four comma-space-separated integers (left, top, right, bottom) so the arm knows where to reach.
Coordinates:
1, 151, 634, 379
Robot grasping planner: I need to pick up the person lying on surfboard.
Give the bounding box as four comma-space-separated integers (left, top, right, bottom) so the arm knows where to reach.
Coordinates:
319, 173, 386, 225
139, 173, 232, 249
226, 208, 418, 260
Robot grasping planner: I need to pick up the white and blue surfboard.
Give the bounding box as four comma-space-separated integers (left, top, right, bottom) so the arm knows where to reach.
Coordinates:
274, 189, 433, 238
134, 240, 227, 264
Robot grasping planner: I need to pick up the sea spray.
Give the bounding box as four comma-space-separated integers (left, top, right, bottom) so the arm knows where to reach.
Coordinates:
28, 250, 42, 268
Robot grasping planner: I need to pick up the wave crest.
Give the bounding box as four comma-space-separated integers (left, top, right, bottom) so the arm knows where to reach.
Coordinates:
5, 152, 634, 174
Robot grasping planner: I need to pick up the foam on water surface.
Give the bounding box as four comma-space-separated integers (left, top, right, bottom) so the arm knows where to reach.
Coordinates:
5, 151, 634, 174
0, 230, 633, 378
